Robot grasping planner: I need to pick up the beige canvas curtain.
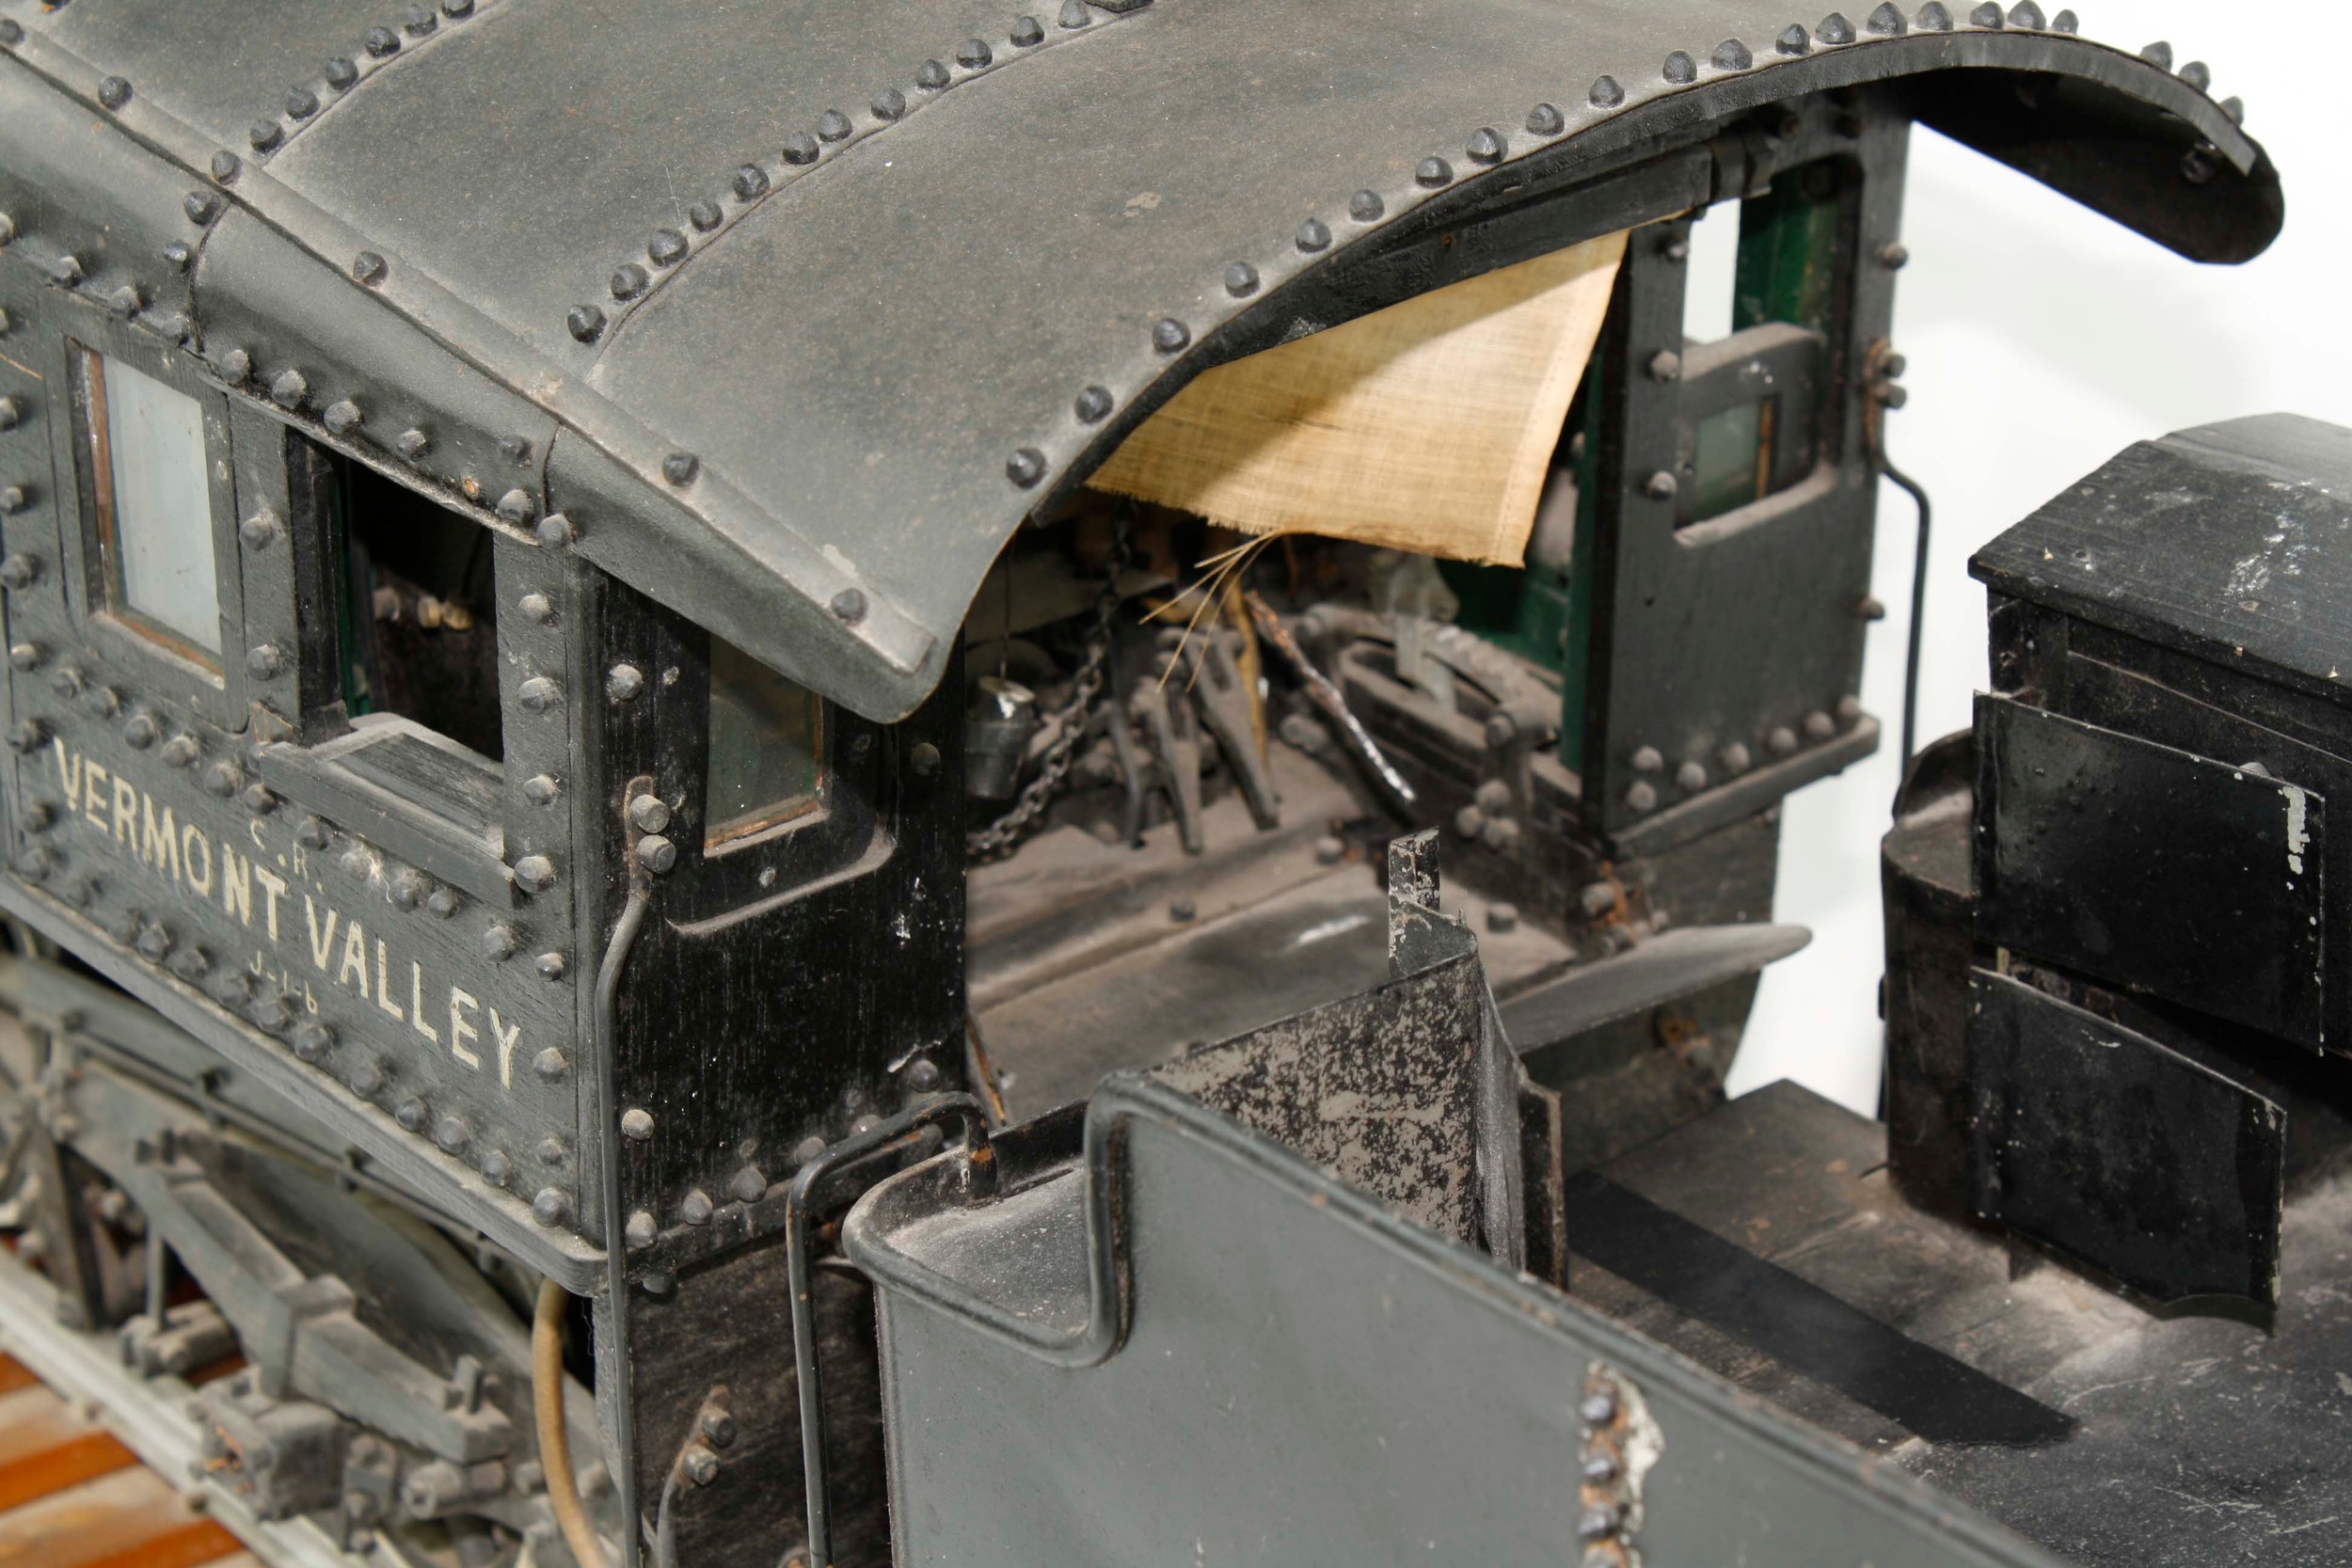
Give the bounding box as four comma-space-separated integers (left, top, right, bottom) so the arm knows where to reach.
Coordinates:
1089, 230, 1626, 567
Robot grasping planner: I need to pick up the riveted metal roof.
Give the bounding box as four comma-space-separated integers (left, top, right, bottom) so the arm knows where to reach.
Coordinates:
0, 0, 2280, 719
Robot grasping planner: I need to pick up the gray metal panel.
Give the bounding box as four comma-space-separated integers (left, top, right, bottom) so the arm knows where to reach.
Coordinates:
3, 6, 2277, 719
847, 1075, 2063, 1568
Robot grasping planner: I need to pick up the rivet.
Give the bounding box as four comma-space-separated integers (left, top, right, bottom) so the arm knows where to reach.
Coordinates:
2051, 8, 2077, 32
212, 150, 241, 182
395, 1097, 428, 1132
434, 1114, 471, 1155
5, 642, 38, 671
2180, 60, 2211, 93
1223, 261, 1259, 297
1777, 23, 1812, 53
163, 240, 193, 271
1630, 746, 1664, 774
661, 451, 699, 485
512, 853, 557, 893
1295, 217, 1330, 253
1580, 1390, 1619, 1426
1057, 0, 1090, 25
1577, 1505, 1623, 1542
1011, 15, 1044, 46
1719, 741, 1752, 775
98, 76, 133, 111
1466, 127, 1505, 164
1967, 1, 2001, 21
954, 38, 992, 70
204, 759, 243, 799
2006, 1, 2043, 25
681, 1189, 714, 1226
1804, 709, 1836, 741
249, 119, 284, 153
405, 3, 437, 37
731, 1166, 766, 1205
1676, 760, 1708, 792
326, 55, 359, 89
51, 255, 84, 287
1647, 349, 1681, 382
1767, 725, 1798, 756
518, 591, 557, 625
292, 1020, 335, 1062
1879, 241, 1910, 269
531, 1189, 569, 1227
253, 992, 295, 1032
1710, 39, 1752, 71
444, 0, 475, 16
831, 587, 868, 624
517, 673, 561, 712
0, 20, 18, 44
534, 951, 567, 981
1526, 103, 1565, 136
426, 886, 461, 918
364, 25, 401, 56
323, 400, 362, 436
496, 488, 538, 525
535, 1137, 567, 1167
107, 285, 144, 319
499, 434, 532, 464
732, 165, 771, 200
611, 262, 649, 301
649, 229, 688, 267
1624, 781, 1657, 814
1916, 3, 1954, 30
396, 428, 431, 459
1006, 448, 1048, 487
483, 924, 520, 962
1588, 75, 1624, 108
606, 663, 644, 701
1867, 3, 1906, 34
535, 513, 577, 546
688, 199, 723, 232
870, 87, 907, 121
1643, 470, 1677, 501
1341, 191, 1384, 225
287, 87, 320, 119
1415, 156, 1453, 187
910, 740, 940, 777
1662, 51, 1696, 84
4, 719, 46, 754
566, 304, 608, 343
1073, 385, 1113, 422
184, 190, 222, 225
124, 713, 160, 749
1152, 318, 1190, 352
620, 1107, 655, 1141
2220, 96, 2245, 124
915, 58, 950, 91
523, 773, 561, 805
1818, 12, 1856, 44
246, 643, 285, 679
624, 1211, 657, 1249
0, 497, 25, 526
1836, 694, 1864, 723
351, 1054, 388, 1095
811, 110, 853, 147
782, 132, 820, 166
269, 370, 310, 409
480, 1148, 512, 1187
2138, 40, 2172, 70
532, 1047, 568, 1084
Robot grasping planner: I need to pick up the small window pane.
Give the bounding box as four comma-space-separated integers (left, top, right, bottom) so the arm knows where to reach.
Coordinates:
1690, 398, 1772, 524
87, 353, 220, 657
706, 638, 823, 847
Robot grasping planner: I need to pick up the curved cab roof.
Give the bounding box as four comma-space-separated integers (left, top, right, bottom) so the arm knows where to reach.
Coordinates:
0, 0, 2279, 718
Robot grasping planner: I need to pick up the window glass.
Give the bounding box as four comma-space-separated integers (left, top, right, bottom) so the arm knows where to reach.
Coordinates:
706, 637, 824, 847
1690, 399, 1772, 523
86, 352, 220, 659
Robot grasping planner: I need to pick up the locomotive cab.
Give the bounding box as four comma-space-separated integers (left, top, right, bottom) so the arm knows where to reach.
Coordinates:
0, 5, 2303, 1567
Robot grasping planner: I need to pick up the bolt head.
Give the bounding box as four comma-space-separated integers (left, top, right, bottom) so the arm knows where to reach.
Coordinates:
636, 834, 677, 875
684, 1445, 721, 1485
628, 794, 672, 832
1642, 471, 1677, 502
830, 587, 868, 625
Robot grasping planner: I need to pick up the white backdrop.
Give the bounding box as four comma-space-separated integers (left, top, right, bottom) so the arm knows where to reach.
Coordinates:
1724, 2, 2352, 1113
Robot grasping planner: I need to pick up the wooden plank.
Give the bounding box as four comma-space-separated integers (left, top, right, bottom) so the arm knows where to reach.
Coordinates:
1090, 232, 1625, 567
0, 1465, 241, 1568
0, 1361, 36, 1398
0, 1386, 134, 1510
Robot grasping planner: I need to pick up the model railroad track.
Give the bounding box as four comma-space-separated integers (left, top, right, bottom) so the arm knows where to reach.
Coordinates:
0, 1348, 251, 1568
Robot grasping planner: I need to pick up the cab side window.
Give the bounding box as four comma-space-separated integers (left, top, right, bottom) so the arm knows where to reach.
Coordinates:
78, 350, 223, 666
705, 635, 823, 848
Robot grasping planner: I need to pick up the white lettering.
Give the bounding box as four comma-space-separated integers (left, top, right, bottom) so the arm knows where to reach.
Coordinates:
111, 777, 136, 848
409, 962, 438, 1042
220, 845, 252, 927
306, 897, 341, 971
492, 1008, 521, 1089
449, 988, 481, 1069
141, 798, 180, 883
50, 740, 80, 803
374, 939, 402, 1021
253, 865, 286, 942
83, 761, 109, 831
339, 921, 369, 992
180, 824, 213, 895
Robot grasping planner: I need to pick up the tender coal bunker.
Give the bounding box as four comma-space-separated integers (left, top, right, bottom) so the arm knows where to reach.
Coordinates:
331, 453, 503, 761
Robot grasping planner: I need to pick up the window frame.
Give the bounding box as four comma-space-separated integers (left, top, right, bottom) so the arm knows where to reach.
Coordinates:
53, 320, 253, 732
701, 633, 830, 854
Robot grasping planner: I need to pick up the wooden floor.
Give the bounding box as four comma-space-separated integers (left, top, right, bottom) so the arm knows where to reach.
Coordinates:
0, 1352, 249, 1568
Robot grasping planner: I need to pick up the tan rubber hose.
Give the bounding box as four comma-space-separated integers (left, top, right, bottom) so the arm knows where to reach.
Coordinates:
534, 1277, 612, 1568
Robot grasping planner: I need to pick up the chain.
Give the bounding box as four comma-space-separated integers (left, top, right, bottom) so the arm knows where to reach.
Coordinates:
965, 515, 1134, 861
